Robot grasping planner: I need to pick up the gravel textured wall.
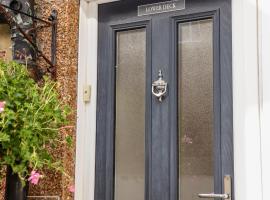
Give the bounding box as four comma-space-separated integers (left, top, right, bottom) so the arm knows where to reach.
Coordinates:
0, 0, 80, 199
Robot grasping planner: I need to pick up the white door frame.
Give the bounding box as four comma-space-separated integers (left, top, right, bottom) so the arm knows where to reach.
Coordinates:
259, 0, 270, 199
75, 0, 264, 200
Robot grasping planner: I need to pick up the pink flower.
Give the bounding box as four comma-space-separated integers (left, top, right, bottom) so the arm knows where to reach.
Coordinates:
0, 101, 6, 113
28, 170, 42, 185
68, 185, 75, 193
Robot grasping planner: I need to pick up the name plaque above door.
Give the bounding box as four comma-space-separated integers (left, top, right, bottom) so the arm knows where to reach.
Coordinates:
138, 0, 185, 16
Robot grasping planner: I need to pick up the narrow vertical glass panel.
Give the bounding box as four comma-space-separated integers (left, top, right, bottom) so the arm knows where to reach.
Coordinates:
115, 28, 146, 200
178, 19, 214, 200
0, 24, 12, 61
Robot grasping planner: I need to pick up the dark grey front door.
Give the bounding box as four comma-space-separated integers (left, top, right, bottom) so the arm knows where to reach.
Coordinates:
95, 1, 233, 200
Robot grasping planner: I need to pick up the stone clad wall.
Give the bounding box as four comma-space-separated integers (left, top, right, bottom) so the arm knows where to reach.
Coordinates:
0, 0, 80, 199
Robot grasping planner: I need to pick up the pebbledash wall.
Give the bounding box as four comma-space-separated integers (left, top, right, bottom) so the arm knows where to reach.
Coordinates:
0, 0, 80, 199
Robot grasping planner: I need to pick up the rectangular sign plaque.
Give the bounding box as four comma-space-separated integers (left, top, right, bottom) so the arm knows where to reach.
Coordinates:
138, 0, 185, 16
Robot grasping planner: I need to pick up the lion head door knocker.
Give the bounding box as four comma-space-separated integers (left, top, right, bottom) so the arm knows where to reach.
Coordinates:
152, 70, 168, 102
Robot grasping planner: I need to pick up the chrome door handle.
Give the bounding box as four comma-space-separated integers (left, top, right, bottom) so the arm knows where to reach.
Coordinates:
198, 193, 229, 199
152, 70, 167, 102
198, 175, 232, 200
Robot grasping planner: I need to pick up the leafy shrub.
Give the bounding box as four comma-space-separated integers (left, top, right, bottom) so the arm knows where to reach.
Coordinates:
0, 60, 71, 184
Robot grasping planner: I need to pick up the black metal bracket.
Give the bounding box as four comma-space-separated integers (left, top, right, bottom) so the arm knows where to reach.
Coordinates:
49, 9, 57, 79
0, 2, 58, 80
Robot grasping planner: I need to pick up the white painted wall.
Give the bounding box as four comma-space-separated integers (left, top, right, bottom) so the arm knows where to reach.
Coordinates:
259, 0, 270, 199
75, 0, 265, 199
232, 0, 263, 200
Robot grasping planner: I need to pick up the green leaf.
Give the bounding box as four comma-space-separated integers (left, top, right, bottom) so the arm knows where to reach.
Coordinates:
65, 136, 73, 148
0, 60, 72, 184
0, 133, 10, 142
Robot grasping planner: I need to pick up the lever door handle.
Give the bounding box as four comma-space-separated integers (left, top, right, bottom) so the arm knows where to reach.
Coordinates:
198, 193, 229, 199
198, 175, 232, 200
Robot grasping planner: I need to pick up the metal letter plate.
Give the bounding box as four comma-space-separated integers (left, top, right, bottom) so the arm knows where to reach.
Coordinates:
138, 0, 185, 16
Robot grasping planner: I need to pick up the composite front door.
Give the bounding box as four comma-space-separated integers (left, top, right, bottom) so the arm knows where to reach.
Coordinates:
95, 1, 233, 200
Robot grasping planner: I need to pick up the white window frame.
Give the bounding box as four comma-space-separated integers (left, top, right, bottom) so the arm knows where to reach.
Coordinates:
75, 0, 264, 200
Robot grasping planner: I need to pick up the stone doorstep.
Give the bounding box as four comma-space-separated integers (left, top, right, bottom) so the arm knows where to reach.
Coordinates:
27, 196, 60, 200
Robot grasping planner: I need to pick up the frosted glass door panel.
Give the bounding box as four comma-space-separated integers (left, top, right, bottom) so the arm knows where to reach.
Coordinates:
178, 19, 214, 200
115, 28, 146, 200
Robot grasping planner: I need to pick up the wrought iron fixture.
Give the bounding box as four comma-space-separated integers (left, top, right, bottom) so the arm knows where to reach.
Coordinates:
0, 0, 58, 80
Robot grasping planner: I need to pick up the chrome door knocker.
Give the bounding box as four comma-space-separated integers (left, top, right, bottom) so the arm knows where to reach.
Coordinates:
152, 70, 168, 102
